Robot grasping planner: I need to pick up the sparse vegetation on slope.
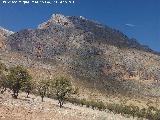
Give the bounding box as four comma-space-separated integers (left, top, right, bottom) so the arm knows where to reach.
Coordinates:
68, 97, 160, 120
0, 63, 160, 119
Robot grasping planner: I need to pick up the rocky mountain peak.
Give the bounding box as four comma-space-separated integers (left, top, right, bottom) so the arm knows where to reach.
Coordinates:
38, 14, 74, 29
51, 14, 69, 23
10, 13, 158, 56
0, 26, 14, 37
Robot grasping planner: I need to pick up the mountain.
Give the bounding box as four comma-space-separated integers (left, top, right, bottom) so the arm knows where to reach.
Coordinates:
7, 14, 156, 55
1, 14, 160, 97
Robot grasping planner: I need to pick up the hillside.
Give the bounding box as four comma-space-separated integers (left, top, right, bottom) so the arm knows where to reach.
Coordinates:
2, 14, 159, 97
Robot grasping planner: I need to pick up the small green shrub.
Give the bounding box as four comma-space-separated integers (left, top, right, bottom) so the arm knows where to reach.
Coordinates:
90, 100, 97, 109
97, 101, 106, 111
80, 99, 87, 106
138, 108, 146, 118
85, 101, 90, 108
130, 105, 140, 118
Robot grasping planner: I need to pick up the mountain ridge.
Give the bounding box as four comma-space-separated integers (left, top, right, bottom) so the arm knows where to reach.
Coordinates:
4, 14, 159, 54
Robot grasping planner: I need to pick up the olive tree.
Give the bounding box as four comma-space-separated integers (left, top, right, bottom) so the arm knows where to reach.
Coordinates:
53, 77, 74, 108
21, 79, 33, 98
7, 66, 32, 99
36, 80, 50, 102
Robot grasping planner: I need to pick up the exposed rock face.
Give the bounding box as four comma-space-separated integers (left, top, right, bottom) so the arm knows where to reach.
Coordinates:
38, 14, 74, 29
3, 14, 160, 96
0, 27, 14, 50
6, 14, 155, 58
0, 26, 14, 35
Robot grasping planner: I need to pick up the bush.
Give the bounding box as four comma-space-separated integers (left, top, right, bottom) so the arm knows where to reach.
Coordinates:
107, 103, 123, 114
97, 101, 106, 111
153, 110, 160, 120
138, 108, 147, 118
85, 101, 90, 108
67, 98, 81, 106
90, 100, 98, 109
129, 105, 140, 118
122, 105, 132, 115
80, 99, 87, 106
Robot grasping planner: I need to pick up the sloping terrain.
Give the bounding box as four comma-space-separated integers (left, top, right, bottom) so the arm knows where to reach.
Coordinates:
0, 91, 137, 120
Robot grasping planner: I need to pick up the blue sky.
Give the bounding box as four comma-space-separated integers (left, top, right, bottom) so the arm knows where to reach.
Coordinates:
0, 0, 159, 51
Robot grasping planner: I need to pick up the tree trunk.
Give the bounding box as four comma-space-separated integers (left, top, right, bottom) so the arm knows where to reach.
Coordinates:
12, 92, 18, 99
0, 87, 6, 94
59, 100, 63, 108
12, 90, 18, 99
41, 96, 44, 102
59, 102, 62, 108
26, 92, 30, 98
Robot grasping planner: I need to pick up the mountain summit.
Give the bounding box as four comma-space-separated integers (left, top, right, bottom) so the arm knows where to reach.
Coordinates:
38, 14, 74, 29
39, 14, 155, 53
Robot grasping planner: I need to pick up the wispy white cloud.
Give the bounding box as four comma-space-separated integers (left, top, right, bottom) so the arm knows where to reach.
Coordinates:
125, 24, 136, 27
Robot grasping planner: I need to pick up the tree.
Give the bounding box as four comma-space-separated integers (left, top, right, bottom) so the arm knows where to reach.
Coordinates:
21, 79, 33, 98
0, 62, 7, 93
7, 65, 32, 99
36, 80, 50, 102
53, 77, 74, 108
0, 62, 7, 72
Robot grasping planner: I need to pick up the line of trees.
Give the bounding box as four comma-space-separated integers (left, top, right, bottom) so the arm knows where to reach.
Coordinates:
0, 62, 76, 108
